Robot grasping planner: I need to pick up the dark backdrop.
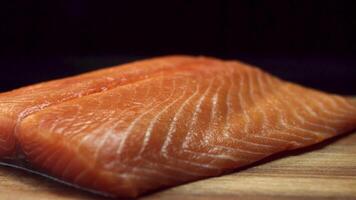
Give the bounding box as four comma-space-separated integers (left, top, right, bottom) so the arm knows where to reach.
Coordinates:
0, 1, 355, 94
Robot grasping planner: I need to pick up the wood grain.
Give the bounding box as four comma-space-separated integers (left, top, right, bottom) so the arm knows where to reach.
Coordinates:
1, 131, 355, 200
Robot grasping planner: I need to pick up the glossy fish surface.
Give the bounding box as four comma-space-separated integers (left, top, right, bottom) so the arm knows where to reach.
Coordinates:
1, 56, 356, 197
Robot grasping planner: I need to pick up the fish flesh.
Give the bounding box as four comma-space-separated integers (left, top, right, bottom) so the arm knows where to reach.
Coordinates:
1, 56, 356, 197
0, 56, 197, 158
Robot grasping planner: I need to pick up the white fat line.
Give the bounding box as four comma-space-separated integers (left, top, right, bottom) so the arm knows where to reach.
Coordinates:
307, 94, 352, 120
116, 79, 176, 156
264, 88, 316, 141
211, 144, 265, 157
132, 158, 209, 178
137, 80, 188, 157
277, 87, 336, 135
161, 78, 201, 158
281, 87, 338, 132
203, 74, 225, 144
321, 95, 355, 115
182, 78, 216, 149
228, 136, 276, 150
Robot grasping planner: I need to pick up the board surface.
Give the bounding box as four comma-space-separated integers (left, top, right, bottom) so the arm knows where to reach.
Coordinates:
1, 131, 355, 200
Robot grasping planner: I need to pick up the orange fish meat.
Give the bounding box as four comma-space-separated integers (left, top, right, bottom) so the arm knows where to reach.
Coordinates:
1, 56, 356, 197
0, 56, 196, 157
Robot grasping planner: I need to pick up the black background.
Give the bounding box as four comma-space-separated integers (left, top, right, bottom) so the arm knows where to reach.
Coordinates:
0, 1, 355, 94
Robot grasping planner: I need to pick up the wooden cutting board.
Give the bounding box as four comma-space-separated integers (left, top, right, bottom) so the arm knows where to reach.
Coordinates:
1, 131, 355, 200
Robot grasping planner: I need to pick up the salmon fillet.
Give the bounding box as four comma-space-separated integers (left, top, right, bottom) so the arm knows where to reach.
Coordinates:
0, 56, 199, 157
2, 56, 356, 197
